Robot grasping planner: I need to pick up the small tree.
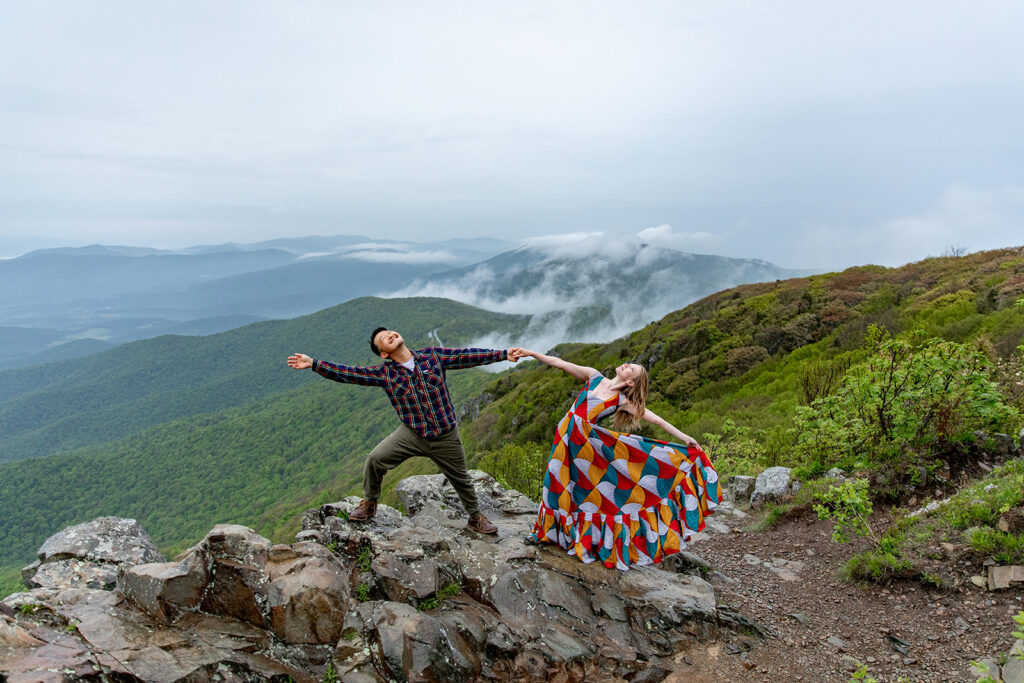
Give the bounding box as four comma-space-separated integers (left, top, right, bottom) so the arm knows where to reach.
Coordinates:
813, 478, 876, 544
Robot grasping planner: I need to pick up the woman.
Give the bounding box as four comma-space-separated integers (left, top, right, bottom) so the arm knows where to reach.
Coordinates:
510, 348, 720, 570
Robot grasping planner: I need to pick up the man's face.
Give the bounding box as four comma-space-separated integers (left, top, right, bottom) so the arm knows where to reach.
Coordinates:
374, 330, 404, 358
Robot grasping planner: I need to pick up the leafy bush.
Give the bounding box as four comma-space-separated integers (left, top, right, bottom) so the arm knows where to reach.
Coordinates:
700, 420, 770, 483
795, 326, 1018, 474
798, 356, 852, 405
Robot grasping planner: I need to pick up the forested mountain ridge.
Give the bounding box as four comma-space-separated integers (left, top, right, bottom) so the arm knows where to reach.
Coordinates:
0, 297, 526, 464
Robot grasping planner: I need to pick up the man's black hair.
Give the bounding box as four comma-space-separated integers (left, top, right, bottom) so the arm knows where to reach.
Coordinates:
369, 326, 388, 357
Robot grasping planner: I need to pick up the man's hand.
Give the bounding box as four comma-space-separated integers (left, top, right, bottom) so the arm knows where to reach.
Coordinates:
287, 353, 313, 370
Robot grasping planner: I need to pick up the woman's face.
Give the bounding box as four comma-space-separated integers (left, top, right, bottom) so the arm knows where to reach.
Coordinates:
615, 362, 643, 385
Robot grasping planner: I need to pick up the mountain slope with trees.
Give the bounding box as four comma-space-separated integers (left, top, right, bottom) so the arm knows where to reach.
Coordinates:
0, 297, 526, 464
463, 247, 1024, 460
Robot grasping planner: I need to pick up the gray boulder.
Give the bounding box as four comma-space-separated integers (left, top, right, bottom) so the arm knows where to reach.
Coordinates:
120, 524, 353, 646
37, 516, 163, 565
26, 558, 119, 591
356, 601, 483, 681
975, 430, 1016, 455
1003, 639, 1024, 683
725, 475, 756, 506
265, 541, 352, 644
117, 550, 209, 623
751, 466, 796, 508
21, 516, 164, 593
993, 432, 1016, 455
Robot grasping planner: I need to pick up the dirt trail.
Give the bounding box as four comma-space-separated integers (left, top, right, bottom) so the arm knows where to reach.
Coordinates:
669, 505, 1020, 683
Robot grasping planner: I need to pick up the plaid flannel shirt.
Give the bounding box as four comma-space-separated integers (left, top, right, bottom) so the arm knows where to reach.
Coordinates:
311, 346, 507, 439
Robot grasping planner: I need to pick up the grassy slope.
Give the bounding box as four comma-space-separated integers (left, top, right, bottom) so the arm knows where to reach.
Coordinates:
462, 248, 1024, 459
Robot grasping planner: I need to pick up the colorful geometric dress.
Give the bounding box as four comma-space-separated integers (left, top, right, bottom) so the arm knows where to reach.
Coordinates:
530, 373, 721, 570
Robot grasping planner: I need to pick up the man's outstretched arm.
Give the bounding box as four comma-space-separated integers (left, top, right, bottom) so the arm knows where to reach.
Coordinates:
434, 347, 514, 370
287, 353, 386, 387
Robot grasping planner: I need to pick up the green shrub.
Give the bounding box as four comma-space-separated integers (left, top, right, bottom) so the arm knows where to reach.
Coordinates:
795, 326, 1018, 473
357, 547, 373, 573
813, 478, 876, 544
843, 548, 914, 582
966, 527, 1024, 563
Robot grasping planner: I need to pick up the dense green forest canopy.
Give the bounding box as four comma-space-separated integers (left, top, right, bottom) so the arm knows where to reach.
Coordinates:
0, 362, 496, 597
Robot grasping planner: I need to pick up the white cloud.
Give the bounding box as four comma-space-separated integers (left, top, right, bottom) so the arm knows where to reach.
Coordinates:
382, 227, 799, 356
520, 231, 645, 263
341, 249, 458, 264
637, 224, 718, 250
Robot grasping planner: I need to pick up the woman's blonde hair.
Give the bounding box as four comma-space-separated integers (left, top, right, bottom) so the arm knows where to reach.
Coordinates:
612, 364, 649, 433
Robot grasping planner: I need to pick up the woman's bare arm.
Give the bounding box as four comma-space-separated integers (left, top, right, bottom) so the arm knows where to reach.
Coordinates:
640, 408, 699, 447
513, 348, 597, 382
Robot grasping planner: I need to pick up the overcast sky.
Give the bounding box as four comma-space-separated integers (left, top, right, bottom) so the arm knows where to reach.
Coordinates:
1, 1, 1022, 268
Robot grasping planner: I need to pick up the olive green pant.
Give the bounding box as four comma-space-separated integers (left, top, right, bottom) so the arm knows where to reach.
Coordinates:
364, 424, 480, 517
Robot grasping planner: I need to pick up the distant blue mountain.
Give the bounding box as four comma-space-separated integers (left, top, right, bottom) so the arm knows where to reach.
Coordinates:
0, 235, 514, 367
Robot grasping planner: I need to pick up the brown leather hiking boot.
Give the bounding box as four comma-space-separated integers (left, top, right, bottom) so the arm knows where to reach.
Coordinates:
349, 499, 377, 523
466, 513, 498, 534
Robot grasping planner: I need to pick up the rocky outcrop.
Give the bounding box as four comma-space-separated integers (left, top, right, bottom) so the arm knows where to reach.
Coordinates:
300, 470, 720, 681
20, 517, 164, 593
2, 471, 733, 682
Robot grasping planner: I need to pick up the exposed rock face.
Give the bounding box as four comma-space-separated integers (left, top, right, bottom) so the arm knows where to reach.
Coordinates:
394, 469, 537, 517
305, 470, 720, 681
3, 471, 728, 682
36, 517, 163, 566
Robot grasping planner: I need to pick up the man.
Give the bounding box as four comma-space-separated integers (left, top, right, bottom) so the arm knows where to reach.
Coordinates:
287, 327, 518, 534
